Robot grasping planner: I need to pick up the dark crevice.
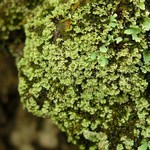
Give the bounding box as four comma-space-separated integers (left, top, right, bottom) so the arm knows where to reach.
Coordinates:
36, 88, 48, 110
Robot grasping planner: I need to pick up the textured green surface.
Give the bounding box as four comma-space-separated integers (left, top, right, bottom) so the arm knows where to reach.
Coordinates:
18, 0, 150, 149
0, 0, 41, 41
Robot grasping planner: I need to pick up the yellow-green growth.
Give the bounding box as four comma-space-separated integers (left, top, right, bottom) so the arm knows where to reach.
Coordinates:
0, 0, 41, 41
18, 0, 150, 149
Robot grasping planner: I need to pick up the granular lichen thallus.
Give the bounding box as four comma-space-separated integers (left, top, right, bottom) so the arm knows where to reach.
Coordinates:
0, 0, 42, 41
18, 0, 150, 149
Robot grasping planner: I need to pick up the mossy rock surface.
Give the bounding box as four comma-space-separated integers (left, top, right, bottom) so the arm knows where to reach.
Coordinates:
0, 0, 41, 41
18, 0, 150, 149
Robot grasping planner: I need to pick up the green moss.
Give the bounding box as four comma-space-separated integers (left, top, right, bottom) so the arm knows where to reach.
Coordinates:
0, 0, 41, 41
18, 0, 150, 149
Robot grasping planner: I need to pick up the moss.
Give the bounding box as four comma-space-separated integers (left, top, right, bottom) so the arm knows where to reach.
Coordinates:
0, 0, 42, 60
18, 0, 150, 149
1, 1, 24, 40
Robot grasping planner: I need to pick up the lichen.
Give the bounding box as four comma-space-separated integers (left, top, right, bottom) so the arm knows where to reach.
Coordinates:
0, 0, 43, 43
0, 0, 42, 60
18, 0, 150, 149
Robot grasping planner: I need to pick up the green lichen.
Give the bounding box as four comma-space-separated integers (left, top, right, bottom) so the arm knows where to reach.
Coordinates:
18, 0, 150, 149
0, 0, 42, 41
0, 0, 42, 60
